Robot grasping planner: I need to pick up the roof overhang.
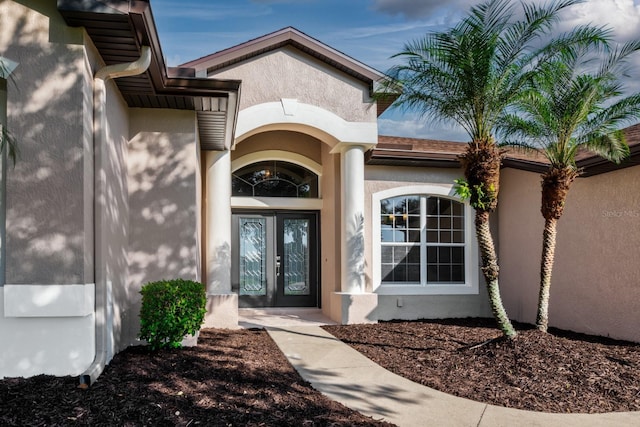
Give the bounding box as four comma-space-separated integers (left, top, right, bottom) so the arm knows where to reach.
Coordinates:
369, 129, 640, 177
57, 0, 241, 150
366, 145, 462, 168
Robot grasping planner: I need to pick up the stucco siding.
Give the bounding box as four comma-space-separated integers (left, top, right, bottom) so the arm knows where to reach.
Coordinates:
499, 167, 640, 342
0, 290, 95, 376
0, 0, 97, 378
321, 144, 341, 314
232, 130, 322, 165
364, 165, 492, 320
126, 109, 199, 345
102, 76, 131, 354
2, 0, 91, 285
209, 47, 376, 123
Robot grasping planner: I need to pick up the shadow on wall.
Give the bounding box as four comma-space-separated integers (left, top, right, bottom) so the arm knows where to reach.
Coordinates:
207, 241, 230, 293
4, 8, 92, 285
123, 112, 200, 348
347, 213, 369, 292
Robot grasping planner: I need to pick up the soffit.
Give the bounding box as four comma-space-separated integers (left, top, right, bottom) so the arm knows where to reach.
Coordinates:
56, 0, 241, 150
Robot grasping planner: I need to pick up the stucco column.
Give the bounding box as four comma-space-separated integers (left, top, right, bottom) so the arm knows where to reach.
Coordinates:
205, 149, 232, 293
204, 150, 237, 328
340, 144, 367, 293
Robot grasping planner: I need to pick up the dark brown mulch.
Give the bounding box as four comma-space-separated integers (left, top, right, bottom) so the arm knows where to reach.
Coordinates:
0, 329, 390, 427
323, 318, 640, 414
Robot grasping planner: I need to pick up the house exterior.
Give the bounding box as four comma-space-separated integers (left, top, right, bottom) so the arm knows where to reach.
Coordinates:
1, 0, 638, 382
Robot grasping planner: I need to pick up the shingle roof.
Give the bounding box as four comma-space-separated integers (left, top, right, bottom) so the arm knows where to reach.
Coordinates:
367, 136, 466, 168
369, 123, 640, 177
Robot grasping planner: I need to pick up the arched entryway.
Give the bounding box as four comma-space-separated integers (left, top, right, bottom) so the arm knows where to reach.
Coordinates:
202, 100, 377, 326
231, 158, 320, 307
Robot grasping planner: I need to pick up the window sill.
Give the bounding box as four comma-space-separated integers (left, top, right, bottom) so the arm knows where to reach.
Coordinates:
375, 283, 478, 296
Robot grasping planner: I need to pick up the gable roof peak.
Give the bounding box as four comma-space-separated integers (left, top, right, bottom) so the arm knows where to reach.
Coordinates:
180, 26, 384, 87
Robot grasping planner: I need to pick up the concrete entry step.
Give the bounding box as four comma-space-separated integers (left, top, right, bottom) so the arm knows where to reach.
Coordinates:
238, 308, 337, 329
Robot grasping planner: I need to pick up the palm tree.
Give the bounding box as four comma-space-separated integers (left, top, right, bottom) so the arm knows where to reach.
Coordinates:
379, 0, 584, 338
499, 33, 640, 332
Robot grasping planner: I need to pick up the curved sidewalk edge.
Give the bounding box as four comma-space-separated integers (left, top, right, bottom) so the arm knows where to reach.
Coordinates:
267, 325, 640, 427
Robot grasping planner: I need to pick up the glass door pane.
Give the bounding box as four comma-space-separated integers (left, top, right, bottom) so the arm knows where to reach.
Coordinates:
232, 211, 318, 308
239, 217, 267, 296
283, 219, 310, 296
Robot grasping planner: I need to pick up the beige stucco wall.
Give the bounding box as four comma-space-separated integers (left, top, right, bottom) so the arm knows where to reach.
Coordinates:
364, 165, 492, 320
320, 144, 341, 312
102, 72, 132, 355
499, 167, 640, 342
232, 130, 322, 164
126, 109, 200, 345
2, 0, 93, 284
0, 0, 98, 377
208, 46, 377, 124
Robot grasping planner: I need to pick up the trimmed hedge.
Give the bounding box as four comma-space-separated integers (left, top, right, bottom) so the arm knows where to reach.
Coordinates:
138, 279, 207, 350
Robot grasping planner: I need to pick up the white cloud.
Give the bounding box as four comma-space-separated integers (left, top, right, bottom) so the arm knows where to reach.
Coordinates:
554, 0, 640, 41
330, 20, 440, 40
371, 0, 475, 19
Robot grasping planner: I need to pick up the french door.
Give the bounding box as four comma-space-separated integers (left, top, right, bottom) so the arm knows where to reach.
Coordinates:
231, 211, 319, 307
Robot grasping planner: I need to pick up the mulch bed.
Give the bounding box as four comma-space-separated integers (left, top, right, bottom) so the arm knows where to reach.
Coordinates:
3, 319, 639, 425
0, 329, 390, 426
323, 318, 640, 414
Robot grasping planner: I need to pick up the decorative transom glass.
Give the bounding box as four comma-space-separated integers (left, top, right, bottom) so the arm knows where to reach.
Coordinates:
380, 195, 465, 284
232, 161, 318, 198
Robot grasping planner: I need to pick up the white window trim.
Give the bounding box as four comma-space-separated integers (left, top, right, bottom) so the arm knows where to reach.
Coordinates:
372, 184, 479, 295
231, 196, 323, 210
231, 150, 322, 178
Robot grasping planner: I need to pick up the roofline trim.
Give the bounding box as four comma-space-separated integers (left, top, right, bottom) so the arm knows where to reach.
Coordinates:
57, 0, 241, 101
181, 27, 385, 84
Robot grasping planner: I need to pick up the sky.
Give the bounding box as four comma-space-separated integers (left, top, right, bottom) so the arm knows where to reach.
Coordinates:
151, 0, 640, 142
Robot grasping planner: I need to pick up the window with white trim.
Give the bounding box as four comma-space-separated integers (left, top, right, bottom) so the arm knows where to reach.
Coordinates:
373, 186, 478, 295
381, 194, 465, 284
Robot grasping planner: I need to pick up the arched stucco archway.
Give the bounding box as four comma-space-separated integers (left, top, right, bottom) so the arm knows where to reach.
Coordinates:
204, 100, 380, 326
233, 100, 377, 150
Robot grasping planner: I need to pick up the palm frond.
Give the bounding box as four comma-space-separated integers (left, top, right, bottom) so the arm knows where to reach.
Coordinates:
582, 130, 630, 163
507, 28, 640, 169
377, 0, 594, 147
498, 139, 542, 155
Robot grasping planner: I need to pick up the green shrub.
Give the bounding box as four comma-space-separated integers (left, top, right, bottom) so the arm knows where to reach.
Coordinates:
138, 279, 207, 350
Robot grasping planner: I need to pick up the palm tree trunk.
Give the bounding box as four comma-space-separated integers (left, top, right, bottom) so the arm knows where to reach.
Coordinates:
537, 166, 577, 332
476, 211, 517, 339
536, 218, 557, 332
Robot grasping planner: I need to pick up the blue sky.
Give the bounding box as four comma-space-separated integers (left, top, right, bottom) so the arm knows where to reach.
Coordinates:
151, 0, 640, 141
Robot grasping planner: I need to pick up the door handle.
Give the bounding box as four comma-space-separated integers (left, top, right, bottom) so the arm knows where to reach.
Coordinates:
276, 255, 281, 277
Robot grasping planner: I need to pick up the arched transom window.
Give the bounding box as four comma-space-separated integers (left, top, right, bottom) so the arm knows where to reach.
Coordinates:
232, 160, 319, 198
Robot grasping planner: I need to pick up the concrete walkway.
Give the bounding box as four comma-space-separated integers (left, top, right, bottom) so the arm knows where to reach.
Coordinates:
267, 324, 640, 427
